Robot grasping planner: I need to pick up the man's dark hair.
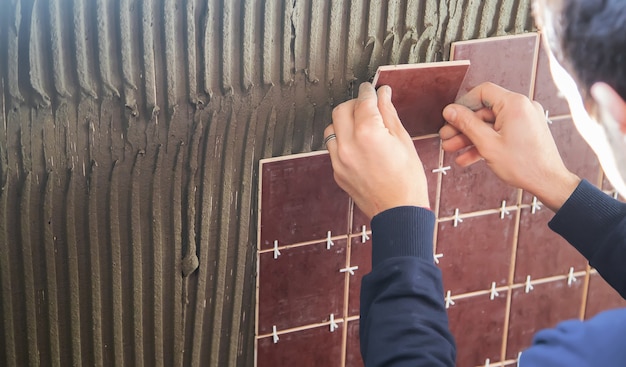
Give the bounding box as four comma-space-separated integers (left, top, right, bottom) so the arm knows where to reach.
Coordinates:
557, 0, 626, 100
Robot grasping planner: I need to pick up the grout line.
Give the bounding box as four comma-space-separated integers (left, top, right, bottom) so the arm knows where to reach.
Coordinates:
340, 201, 354, 367
412, 133, 440, 141
502, 188, 523, 361
257, 318, 346, 339
438, 204, 527, 223
445, 271, 588, 302
432, 139, 445, 255
580, 263, 592, 320
258, 234, 354, 254
528, 32, 541, 100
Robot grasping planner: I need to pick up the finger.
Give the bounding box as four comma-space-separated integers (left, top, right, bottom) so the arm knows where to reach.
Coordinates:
455, 82, 512, 113
443, 104, 500, 150
442, 133, 474, 152
455, 147, 483, 167
439, 108, 495, 139
353, 82, 384, 128
377, 85, 407, 136
323, 124, 339, 163
331, 99, 356, 139
439, 123, 461, 140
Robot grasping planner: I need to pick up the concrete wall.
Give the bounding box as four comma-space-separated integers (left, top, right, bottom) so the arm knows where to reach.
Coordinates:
0, 0, 532, 365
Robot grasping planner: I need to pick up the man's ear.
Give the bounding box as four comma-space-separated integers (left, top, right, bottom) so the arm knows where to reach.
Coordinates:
591, 82, 626, 133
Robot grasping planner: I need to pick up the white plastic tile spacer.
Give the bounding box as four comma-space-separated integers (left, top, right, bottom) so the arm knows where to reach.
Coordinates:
525, 275, 534, 293
329, 313, 339, 332
326, 231, 334, 250
361, 225, 370, 243
531, 196, 542, 214
567, 267, 577, 286
490, 282, 500, 300
272, 325, 279, 344
434, 253, 444, 264
453, 208, 463, 227
445, 290, 455, 309
517, 351, 522, 367
340, 266, 359, 276
432, 166, 452, 175
273, 240, 281, 260
484, 358, 490, 367
500, 200, 510, 219
545, 110, 553, 124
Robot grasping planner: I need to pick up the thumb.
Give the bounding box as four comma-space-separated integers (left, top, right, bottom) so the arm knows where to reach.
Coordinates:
443, 104, 499, 150
377, 85, 409, 136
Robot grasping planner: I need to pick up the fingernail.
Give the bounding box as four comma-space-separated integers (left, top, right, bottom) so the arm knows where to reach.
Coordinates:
383, 85, 392, 98
443, 105, 457, 121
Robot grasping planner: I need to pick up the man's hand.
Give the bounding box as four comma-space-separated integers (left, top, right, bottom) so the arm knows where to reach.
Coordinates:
440, 82, 580, 212
324, 82, 429, 220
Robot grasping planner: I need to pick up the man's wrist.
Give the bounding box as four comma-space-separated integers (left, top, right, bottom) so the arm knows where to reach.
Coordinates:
532, 171, 581, 212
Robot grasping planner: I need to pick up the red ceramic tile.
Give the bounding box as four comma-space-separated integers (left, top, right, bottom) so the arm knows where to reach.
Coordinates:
533, 36, 570, 117
259, 153, 351, 249
348, 236, 372, 317
550, 118, 600, 185
585, 272, 626, 319
373, 60, 470, 137
506, 279, 584, 359
447, 293, 507, 367
514, 206, 587, 283
257, 240, 347, 334
345, 320, 364, 367
257, 324, 343, 367
439, 152, 519, 216
436, 214, 515, 295
351, 137, 441, 233
451, 33, 538, 97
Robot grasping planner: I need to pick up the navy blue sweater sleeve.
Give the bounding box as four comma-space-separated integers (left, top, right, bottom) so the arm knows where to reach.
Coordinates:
360, 206, 455, 366
549, 179, 626, 298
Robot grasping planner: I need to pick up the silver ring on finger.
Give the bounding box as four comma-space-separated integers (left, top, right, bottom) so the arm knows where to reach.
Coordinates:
323, 134, 337, 148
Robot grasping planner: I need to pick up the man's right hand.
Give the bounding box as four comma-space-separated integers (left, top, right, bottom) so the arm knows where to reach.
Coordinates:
440, 82, 581, 212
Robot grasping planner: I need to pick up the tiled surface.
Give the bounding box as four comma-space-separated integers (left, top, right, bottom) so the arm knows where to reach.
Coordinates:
506, 279, 585, 359
345, 321, 364, 367
256, 33, 624, 367
585, 272, 626, 319
514, 206, 587, 283
437, 214, 515, 294
256, 324, 344, 367
448, 294, 507, 367
348, 236, 372, 317
451, 33, 538, 97
257, 240, 347, 334
259, 153, 350, 249
373, 61, 470, 136
533, 35, 570, 117
439, 154, 519, 216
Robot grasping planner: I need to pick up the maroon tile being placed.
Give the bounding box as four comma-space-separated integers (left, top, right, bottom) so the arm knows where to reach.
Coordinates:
436, 214, 515, 295
350, 137, 441, 234
550, 118, 601, 185
259, 153, 350, 249
439, 153, 518, 216
506, 279, 584, 359
257, 240, 347, 334
345, 320, 364, 367
585, 272, 626, 320
451, 33, 538, 97
373, 60, 470, 137
348, 236, 372, 317
514, 206, 587, 283
533, 36, 570, 117
257, 324, 343, 367
447, 293, 507, 367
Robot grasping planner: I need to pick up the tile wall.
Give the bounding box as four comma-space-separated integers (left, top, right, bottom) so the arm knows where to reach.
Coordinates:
255, 33, 626, 367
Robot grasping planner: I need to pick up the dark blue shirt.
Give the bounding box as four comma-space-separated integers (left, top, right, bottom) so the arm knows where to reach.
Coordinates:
360, 180, 626, 366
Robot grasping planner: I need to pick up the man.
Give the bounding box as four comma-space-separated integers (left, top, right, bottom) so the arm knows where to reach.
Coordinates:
323, 0, 626, 365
